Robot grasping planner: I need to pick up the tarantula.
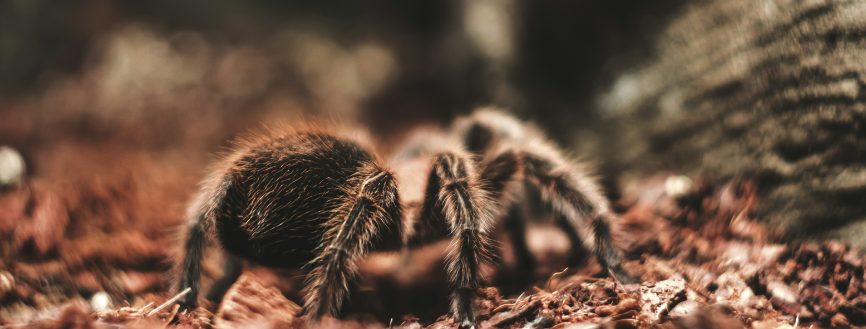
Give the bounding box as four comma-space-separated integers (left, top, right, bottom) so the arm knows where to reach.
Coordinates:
176, 108, 634, 327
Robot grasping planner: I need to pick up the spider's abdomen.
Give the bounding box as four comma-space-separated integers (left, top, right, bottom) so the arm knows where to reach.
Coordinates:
215, 132, 377, 267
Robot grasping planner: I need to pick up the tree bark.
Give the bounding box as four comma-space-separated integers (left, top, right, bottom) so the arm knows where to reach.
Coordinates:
597, 0, 866, 244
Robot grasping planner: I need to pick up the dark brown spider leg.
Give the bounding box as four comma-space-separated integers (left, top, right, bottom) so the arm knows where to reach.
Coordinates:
504, 204, 533, 266
178, 218, 206, 309
520, 151, 636, 284
478, 151, 536, 275
422, 152, 494, 328
553, 213, 591, 266
478, 151, 520, 201
177, 174, 235, 310
205, 254, 243, 304
303, 169, 402, 319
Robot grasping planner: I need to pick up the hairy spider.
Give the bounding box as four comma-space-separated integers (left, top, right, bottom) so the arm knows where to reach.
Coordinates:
176, 108, 634, 328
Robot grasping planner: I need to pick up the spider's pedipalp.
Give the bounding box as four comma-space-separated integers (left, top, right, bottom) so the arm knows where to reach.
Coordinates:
205, 254, 243, 305
303, 167, 402, 318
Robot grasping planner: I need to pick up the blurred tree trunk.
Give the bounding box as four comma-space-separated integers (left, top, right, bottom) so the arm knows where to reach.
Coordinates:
598, 0, 866, 244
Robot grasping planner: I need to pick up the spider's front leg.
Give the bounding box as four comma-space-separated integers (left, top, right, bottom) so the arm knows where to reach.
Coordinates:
480, 147, 635, 284
477, 151, 537, 276
303, 168, 403, 319
419, 152, 494, 328
520, 150, 636, 284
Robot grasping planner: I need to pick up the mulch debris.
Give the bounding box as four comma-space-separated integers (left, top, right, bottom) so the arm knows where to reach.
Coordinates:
1, 173, 864, 328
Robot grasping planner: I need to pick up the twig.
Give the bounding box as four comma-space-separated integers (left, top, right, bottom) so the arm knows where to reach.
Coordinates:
515, 292, 526, 303
493, 303, 516, 313
164, 304, 180, 324
147, 287, 191, 317
135, 302, 155, 316
546, 267, 569, 290
491, 300, 541, 327
495, 291, 531, 313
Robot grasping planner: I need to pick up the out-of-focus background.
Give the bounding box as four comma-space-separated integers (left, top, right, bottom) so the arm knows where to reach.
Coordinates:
0, 0, 682, 146
3, 0, 866, 327
4, 0, 866, 245
0, 0, 683, 235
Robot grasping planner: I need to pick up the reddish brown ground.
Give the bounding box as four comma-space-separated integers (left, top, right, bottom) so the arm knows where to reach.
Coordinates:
3, 22, 864, 329
1, 127, 865, 329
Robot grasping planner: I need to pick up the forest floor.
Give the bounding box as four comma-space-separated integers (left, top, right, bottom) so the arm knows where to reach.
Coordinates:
2, 161, 864, 328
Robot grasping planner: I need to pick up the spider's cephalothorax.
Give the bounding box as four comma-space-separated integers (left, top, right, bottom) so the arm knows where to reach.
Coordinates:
176, 109, 633, 328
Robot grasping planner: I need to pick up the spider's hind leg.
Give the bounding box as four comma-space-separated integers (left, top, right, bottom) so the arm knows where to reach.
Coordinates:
177, 173, 236, 310
205, 254, 243, 305
177, 218, 206, 309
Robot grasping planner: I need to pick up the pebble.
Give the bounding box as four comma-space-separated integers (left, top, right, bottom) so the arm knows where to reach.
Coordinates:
0, 146, 25, 187
664, 175, 693, 198
0, 271, 14, 297
767, 281, 797, 304
668, 300, 699, 317
91, 291, 113, 312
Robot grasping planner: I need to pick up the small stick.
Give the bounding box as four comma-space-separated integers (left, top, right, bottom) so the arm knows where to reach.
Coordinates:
515, 292, 526, 303
141, 302, 155, 310
547, 267, 569, 290
492, 303, 515, 313
136, 302, 155, 315
164, 304, 181, 324
147, 288, 191, 317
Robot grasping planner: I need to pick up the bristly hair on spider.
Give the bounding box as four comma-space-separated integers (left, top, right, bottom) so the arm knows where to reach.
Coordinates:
175, 108, 636, 328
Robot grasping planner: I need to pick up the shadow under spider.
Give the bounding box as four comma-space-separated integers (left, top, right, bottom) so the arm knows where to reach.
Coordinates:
342, 223, 595, 323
